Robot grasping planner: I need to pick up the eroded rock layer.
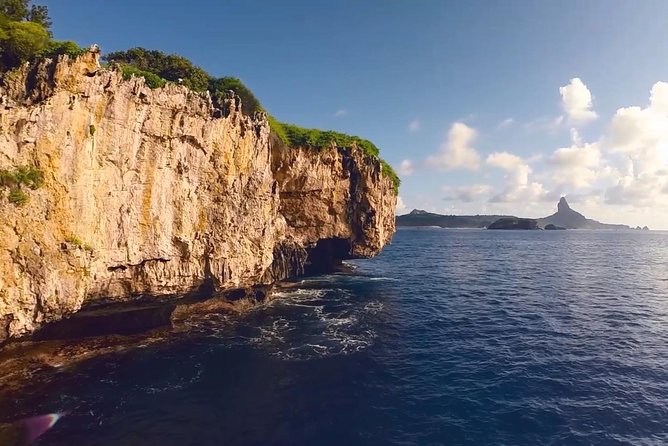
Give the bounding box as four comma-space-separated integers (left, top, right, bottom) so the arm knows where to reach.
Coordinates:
0, 52, 396, 340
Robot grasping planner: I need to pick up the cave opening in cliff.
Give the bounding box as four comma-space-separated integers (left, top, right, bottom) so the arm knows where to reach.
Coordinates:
303, 237, 352, 276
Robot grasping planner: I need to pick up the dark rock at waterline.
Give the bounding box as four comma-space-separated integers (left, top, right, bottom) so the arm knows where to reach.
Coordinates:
544, 224, 566, 230
32, 286, 269, 341
487, 218, 539, 230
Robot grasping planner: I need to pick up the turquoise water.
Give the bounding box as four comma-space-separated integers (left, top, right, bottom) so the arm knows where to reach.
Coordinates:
5, 228, 668, 445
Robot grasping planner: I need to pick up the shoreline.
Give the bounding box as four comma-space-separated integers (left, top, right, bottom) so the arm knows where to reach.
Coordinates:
0, 268, 356, 410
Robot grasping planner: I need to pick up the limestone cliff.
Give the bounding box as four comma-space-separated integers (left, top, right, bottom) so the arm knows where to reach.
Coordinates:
0, 51, 396, 341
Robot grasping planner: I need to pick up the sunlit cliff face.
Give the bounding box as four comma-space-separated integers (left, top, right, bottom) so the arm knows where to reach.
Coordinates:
0, 53, 396, 340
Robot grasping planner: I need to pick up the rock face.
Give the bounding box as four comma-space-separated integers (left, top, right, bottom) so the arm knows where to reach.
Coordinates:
0, 52, 396, 341
487, 217, 539, 230
538, 197, 629, 230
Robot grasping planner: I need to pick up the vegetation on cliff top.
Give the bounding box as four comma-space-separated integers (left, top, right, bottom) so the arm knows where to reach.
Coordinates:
0, 0, 85, 71
103, 48, 400, 192
120, 65, 167, 89
106, 48, 209, 92
0, 6, 400, 193
270, 122, 400, 191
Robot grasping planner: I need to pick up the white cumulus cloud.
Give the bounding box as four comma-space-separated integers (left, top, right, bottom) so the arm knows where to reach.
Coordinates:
486, 152, 549, 203
560, 78, 598, 124
603, 81, 668, 206
442, 184, 492, 202
334, 109, 347, 117
409, 119, 420, 132
486, 152, 531, 186
395, 196, 408, 214
426, 122, 480, 171
398, 159, 414, 176
548, 129, 602, 189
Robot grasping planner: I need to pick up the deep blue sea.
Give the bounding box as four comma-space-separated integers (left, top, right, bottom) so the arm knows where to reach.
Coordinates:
6, 228, 668, 445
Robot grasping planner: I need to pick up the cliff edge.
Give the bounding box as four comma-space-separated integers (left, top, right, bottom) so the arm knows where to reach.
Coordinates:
0, 52, 396, 341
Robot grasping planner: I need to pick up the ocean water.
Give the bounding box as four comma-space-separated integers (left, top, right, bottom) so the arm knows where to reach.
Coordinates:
4, 228, 668, 445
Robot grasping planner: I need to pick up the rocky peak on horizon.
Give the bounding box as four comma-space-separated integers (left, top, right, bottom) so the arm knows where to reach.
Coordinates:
557, 197, 571, 212
539, 197, 629, 230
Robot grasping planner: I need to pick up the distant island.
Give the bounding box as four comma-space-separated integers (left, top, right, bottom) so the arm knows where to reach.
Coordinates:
396, 210, 511, 229
487, 217, 539, 230
397, 197, 637, 230
536, 197, 630, 230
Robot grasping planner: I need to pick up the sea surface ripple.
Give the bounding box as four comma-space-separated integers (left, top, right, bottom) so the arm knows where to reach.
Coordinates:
4, 228, 668, 445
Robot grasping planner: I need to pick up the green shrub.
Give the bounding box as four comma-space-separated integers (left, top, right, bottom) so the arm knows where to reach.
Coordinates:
0, 165, 44, 189
0, 19, 50, 71
121, 65, 166, 89
1, 165, 44, 204
381, 159, 400, 194
209, 76, 263, 116
0, 2, 53, 72
40, 40, 86, 58
64, 235, 82, 246
274, 122, 380, 158
0, 169, 15, 187
267, 115, 288, 144
1, 2, 52, 29
64, 235, 93, 251
106, 48, 209, 91
8, 187, 27, 205
89, 124, 96, 136
268, 120, 399, 193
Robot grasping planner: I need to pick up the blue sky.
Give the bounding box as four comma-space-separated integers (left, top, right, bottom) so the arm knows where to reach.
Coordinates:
48, 0, 668, 228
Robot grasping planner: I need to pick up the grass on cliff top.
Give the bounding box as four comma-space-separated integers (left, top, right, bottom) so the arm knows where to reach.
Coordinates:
102, 48, 400, 193
0, 36, 400, 193
269, 120, 400, 193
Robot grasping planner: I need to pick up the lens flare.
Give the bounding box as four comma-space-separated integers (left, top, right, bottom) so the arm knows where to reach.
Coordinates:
21, 413, 63, 444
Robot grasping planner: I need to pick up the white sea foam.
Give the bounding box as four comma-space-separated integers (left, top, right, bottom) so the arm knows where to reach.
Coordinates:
180, 284, 377, 361
342, 261, 359, 270
270, 288, 331, 300
364, 301, 385, 314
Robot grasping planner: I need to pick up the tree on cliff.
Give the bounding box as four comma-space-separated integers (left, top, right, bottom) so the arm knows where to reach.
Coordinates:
0, 1, 85, 72
0, 0, 51, 29
104, 48, 265, 116
208, 76, 263, 115
0, 12, 50, 71
104, 48, 210, 92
